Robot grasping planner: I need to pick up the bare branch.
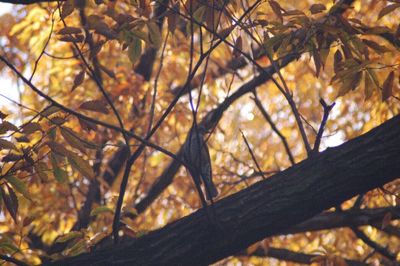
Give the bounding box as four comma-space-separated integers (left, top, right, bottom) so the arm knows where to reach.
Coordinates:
313, 98, 336, 154
241, 246, 368, 266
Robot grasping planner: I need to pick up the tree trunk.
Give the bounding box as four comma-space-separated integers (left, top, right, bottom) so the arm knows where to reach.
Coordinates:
48, 114, 400, 266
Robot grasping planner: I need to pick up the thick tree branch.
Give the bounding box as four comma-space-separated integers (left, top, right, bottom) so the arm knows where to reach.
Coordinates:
284, 206, 400, 235
48, 114, 400, 266
244, 246, 368, 266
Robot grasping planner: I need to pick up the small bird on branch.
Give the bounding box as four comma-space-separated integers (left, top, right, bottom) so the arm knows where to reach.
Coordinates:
183, 124, 218, 201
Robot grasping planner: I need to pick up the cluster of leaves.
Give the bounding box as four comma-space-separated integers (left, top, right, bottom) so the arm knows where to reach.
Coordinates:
0, 0, 399, 265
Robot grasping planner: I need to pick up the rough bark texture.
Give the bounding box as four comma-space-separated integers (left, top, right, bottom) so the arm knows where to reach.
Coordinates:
47, 114, 400, 266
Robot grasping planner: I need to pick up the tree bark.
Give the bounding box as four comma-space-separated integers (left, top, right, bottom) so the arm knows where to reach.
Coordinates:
47, 114, 400, 266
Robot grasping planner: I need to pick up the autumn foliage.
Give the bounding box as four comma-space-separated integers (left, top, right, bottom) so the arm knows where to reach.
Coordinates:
0, 0, 399, 265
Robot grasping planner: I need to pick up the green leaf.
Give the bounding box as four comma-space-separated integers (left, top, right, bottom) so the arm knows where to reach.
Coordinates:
193, 6, 206, 23
34, 162, 49, 182
0, 240, 20, 253
128, 38, 142, 65
56, 231, 83, 243
90, 206, 113, 217
147, 21, 162, 48
61, 127, 97, 151
67, 151, 95, 179
5, 175, 32, 201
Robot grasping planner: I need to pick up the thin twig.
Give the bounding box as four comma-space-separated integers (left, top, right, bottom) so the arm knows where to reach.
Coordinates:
240, 130, 266, 180
252, 91, 295, 165
313, 98, 335, 154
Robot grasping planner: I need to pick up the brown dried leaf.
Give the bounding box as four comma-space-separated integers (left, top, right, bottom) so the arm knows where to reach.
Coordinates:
61, 0, 75, 19
79, 118, 98, 132
309, 4, 326, 14
378, 3, 400, 20
1, 185, 18, 222
71, 70, 85, 91
0, 121, 18, 134
21, 122, 41, 135
312, 48, 322, 77
362, 39, 391, 53
2, 153, 22, 162
269, 0, 283, 23
57, 27, 81, 35
99, 64, 116, 79
79, 100, 109, 114
381, 212, 392, 229
364, 73, 374, 100
333, 50, 343, 73
0, 111, 8, 120
233, 36, 243, 57
47, 141, 69, 157
0, 138, 17, 150
382, 71, 394, 101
